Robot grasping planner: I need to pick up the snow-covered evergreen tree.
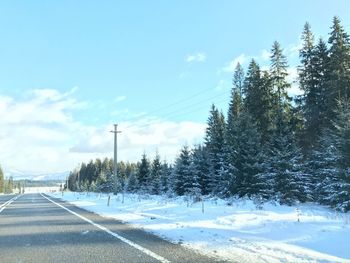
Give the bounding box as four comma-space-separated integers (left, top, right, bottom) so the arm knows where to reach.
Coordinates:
270, 41, 292, 119
230, 109, 264, 198
327, 99, 350, 211
232, 62, 245, 94
191, 145, 211, 195
226, 86, 241, 198
137, 153, 151, 193
326, 16, 350, 124
308, 131, 341, 206
265, 112, 307, 205
150, 153, 162, 195
205, 105, 227, 195
1, 166, 5, 193
160, 161, 171, 194
126, 171, 138, 193
187, 160, 201, 199
173, 146, 192, 196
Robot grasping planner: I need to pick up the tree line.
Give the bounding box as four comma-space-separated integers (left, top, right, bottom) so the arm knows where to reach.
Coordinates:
0, 166, 14, 194
68, 17, 350, 212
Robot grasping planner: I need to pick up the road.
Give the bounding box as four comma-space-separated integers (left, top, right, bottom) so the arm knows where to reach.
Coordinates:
0, 193, 226, 263
0, 194, 16, 204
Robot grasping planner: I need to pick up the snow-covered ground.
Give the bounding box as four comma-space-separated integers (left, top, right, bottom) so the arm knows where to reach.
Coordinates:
25, 186, 61, 193
48, 192, 350, 263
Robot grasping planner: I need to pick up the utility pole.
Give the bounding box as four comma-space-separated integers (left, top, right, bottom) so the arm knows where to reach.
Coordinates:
77, 163, 81, 191
78, 167, 80, 191
110, 124, 122, 195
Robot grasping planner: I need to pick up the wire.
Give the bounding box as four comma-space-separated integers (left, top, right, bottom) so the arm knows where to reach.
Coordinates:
122, 90, 230, 129
152, 90, 229, 119
129, 93, 231, 130
122, 86, 216, 123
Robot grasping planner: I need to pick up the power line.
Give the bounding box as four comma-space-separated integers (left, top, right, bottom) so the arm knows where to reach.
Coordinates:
122, 90, 231, 130
130, 94, 231, 130
122, 86, 218, 123
145, 86, 216, 114
150, 90, 230, 119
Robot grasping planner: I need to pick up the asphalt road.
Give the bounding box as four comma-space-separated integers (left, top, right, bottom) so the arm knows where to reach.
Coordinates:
0, 193, 227, 263
0, 194, 16, 205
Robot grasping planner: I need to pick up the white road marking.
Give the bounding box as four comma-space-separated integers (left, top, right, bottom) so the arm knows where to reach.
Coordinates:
41, 194, 171, 263
81, 230, 89, 235
0, 195, 20, 213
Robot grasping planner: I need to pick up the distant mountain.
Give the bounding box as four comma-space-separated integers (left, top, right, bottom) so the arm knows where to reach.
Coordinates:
4, 168, 69, 181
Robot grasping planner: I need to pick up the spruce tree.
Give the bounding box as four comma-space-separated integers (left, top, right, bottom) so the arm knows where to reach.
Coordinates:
244, 60, 274, 144
160, 161, 171, 194
299, 35, 330, 151
299, 22, 317, 150
334, 168, 350, 212
330, 99, 350, 211
243, 59, 261, 109
307, 130, 341, 205
335, 99, 350, 167
96, 170, 109, 192
126, 171, 138, 193
192, 145, 211, 195
270, 41, 292, 122
227, 79, 243, 157
267, 113, 307, 204
67, 171, 78, 191
0, 165, 4, 193
137, 153, 151, 193
299, 22, 314, 92
85, 160, 96, 184
173, 145, 192, 196
191, 145, 211, 195
150, 153, 162, 195
94, 159, 102, 182
101, 157, 113, 176
226, 84, 242, 197
228, 63, 244, 129
325, 16, 350, 128
205, 105, 226, 194
229, 109, 264, 198
233, 62, 245, 94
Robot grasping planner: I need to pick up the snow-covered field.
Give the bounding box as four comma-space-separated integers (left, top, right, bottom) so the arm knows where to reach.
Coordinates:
49, 192, 350, 263
25, 186, 61, 193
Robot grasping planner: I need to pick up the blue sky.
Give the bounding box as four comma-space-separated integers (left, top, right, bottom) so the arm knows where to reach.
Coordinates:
1, 1, 350, 175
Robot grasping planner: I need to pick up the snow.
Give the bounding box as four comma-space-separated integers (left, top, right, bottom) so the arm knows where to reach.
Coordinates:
49, 192, 350, 263
25, 186, 61, 193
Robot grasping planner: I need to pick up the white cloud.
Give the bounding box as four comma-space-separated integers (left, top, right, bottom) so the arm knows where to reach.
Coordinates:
220, 38, 304, 75
115, 95, 127, 103
261, 49, 271, 61
0, 89, 85, 174
286, 40, 302, 58
287, 67, 303, 97
222, 54, 246, 73
260, 65, 269, 72
0, 89, 206, 176
186, 52, 207, 63
69, 120, 206, 163
286, 67, 298, 83
261, 66, 302, 97
215, 79, 229, 91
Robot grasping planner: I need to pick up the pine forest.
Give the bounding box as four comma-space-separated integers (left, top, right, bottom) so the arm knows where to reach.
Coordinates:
67, 17, 350, 212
